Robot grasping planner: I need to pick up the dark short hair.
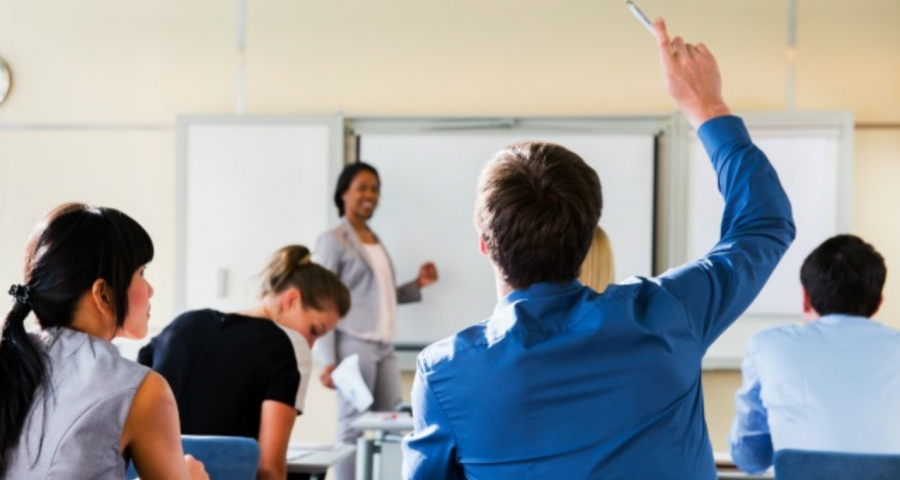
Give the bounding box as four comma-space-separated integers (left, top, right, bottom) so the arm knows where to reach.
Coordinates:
334, 162, 379, 217
800, 234, 886, 317
474, 142, 602, 289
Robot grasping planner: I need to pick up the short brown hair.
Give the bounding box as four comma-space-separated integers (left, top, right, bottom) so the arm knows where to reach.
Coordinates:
474, 142, 602, 289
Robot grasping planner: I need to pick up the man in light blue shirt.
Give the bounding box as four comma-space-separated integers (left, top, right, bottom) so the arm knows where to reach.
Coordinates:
730, 235, 900, 474
402, 18, 796, 480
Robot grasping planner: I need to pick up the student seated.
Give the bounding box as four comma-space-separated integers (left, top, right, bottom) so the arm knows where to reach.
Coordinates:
729, 234, 900, 474
1, 203, 207, 480
139, 245, 350, 480
401, 18, 795, 480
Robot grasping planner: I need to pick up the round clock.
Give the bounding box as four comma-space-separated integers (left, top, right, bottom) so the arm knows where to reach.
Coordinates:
0, 55, 11, 105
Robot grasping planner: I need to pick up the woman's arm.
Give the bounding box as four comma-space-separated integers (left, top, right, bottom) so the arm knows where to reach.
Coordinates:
257, 400, 297, 480
122, 371, 208, 480
397, 262, 438, 304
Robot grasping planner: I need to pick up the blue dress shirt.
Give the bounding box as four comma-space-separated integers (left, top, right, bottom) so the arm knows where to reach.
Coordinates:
402, 116, 796, 479
729, 314, 900, 474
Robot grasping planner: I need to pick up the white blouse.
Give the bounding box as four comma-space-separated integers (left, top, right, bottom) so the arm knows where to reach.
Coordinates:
360, 243, 399, 344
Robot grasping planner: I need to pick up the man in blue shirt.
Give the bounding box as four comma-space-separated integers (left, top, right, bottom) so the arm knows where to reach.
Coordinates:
402, 18, 796, 480
730, 235, 900, 474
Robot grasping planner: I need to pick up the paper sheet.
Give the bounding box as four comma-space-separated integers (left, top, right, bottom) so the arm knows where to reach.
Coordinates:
331, 354, 374, 412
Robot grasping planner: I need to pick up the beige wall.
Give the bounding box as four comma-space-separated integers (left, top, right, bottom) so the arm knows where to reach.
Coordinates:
1, 0, 898, 454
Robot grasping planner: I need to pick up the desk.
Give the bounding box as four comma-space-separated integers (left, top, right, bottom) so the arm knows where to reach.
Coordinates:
351, 412, 414, 480
287, 443, 356, 480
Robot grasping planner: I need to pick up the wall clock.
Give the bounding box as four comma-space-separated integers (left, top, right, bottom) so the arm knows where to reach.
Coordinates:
0, 55, 11, 105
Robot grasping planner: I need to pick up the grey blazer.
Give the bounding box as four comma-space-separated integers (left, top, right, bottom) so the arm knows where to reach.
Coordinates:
312, 218, 421, 366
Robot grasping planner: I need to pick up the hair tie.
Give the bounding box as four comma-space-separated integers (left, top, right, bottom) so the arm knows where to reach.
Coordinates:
298, 254, 312, 267
8, 284, 32, 306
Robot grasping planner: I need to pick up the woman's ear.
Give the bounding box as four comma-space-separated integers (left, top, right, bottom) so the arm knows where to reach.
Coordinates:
91, 279, 115, 319
281, 288, 302, 313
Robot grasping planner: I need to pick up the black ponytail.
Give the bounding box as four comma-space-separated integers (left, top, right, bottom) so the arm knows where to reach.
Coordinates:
0, 203, 154, 474
0, 299, 47, 472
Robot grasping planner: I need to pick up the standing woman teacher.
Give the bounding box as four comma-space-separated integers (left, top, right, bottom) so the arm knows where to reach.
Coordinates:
314, 162, 438, 480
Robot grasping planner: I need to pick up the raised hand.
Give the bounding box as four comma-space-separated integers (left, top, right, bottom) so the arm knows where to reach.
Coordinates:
417, 262, 439, 288
654, 18, 731, 129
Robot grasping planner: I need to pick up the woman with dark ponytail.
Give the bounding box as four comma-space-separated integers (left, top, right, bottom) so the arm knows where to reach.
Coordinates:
138, 245, 351, 480
0, 203, 208, 480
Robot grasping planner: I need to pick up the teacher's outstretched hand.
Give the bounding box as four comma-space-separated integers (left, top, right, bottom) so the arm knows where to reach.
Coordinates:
417, 262, 439, 288
654, 18, 731, 129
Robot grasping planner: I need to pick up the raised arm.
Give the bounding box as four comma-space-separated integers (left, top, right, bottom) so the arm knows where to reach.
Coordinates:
653, 18, 796, 348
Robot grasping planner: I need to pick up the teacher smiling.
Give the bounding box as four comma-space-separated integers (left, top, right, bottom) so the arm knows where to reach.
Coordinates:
313, 161, 438, 480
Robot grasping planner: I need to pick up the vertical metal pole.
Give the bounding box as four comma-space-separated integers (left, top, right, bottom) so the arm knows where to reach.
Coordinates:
786, 0, 798, 111
372, 431, 384, 480
236, 0, 247, 115
356, 437, 374, 480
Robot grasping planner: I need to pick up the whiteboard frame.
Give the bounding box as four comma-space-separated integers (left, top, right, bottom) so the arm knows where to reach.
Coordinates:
175, 114, 345, 312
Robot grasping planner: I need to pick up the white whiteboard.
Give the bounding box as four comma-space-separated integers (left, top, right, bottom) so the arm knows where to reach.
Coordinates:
178, 116, 342, 313
361, 130, 657, 345
682, 114, 854, 368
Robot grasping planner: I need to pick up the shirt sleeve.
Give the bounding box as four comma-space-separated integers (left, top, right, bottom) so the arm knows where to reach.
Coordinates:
312, 231, 343, 366
396, 279, 422, 305
729, 335, 774, 474
264, 338, 303, 414
657, 116, 796, 350
401, 367, 465, 480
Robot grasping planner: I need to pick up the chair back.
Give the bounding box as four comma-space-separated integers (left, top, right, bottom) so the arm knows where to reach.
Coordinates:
775, 449, 900, 480
126, 435, 260, 480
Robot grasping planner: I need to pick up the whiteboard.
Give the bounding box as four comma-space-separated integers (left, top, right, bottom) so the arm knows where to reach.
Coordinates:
679, 113, 854, 368
360, 128, 657, 345
178, 115, 343, 313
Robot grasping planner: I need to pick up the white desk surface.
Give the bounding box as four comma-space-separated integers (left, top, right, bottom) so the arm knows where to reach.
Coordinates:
350, 411, 414, 432
286, 443, 356, 474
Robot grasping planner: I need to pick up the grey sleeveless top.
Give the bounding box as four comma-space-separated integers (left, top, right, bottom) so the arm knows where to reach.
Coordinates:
5, 327, 150, 479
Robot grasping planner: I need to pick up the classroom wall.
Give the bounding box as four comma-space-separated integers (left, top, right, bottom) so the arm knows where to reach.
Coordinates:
1, 0, 898, 454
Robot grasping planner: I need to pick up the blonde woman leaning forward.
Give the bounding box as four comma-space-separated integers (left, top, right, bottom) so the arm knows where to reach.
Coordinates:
139, 245, 350, 480
1, 203, 207, 480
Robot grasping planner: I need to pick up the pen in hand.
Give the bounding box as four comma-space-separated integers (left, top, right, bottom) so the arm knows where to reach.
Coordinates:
625, 0, 657, 38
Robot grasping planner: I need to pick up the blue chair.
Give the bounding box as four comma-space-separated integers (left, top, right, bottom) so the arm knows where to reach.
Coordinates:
774, 449, 900, 480
126, 435, 260, 480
